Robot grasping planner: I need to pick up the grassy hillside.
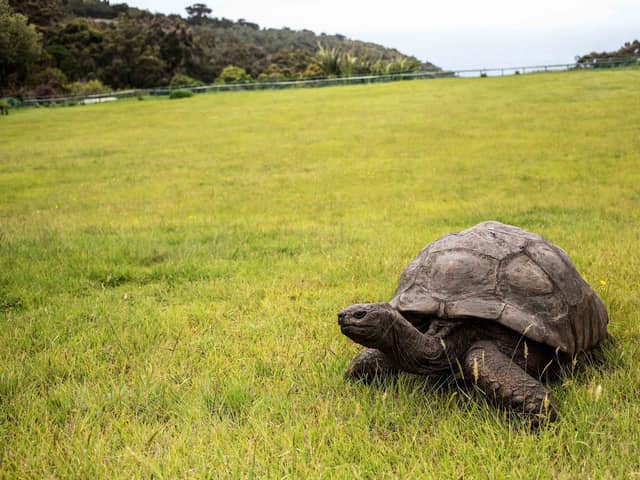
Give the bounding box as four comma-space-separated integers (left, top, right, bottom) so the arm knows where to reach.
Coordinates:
1, 70, 639, 478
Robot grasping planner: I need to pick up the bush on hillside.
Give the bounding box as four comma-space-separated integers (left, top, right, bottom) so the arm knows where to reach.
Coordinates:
216, 65, 252, 84
301, 63, 324, 79
170, 73, 203, 89
66, 79, 110, 96
169, 89, 194, 99
26, 67, 68, 97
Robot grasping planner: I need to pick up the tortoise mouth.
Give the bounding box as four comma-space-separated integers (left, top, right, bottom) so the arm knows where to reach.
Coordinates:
338, 319, 362, 335
338, 315, 366, 329
337, 312, 355, 327
339, 323, 369, 341
338, 318, 373, 337
339, 321, 361, 331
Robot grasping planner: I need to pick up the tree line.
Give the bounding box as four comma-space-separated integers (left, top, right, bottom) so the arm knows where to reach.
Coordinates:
1, 0, 436, 97
576, 40, 640, 68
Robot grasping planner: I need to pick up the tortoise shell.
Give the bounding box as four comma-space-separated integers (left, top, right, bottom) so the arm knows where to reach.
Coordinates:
389, 221, 608, 356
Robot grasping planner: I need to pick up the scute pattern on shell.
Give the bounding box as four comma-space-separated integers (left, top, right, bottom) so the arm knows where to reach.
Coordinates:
390, 221, 608, 356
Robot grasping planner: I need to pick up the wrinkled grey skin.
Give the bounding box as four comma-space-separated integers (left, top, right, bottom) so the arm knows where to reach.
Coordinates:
338, 221, 609, 426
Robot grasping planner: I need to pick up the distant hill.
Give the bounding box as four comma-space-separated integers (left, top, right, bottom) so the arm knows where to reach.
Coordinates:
2, 0, 438, 97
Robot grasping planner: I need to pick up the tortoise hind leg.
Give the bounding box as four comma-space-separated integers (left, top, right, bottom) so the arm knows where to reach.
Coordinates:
345, 348, 399, 384
464, 340, 557, 426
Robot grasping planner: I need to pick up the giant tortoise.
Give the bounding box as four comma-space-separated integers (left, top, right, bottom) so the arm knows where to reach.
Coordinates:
338, 221, 609, 424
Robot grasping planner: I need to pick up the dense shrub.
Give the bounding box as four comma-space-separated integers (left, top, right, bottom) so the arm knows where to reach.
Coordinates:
301, 63, 324, 78
258, 71, 287, 82
216, 65, 252, 84
170, 73, 203, 88
169, 89, 193, 99
26, 67, 68, 96
0, 98, 10, 114
66, 79, 110, 96
0, 0, 42, 94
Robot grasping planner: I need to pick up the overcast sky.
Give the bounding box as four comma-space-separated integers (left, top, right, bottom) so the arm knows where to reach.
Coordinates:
125, 0, 639, 69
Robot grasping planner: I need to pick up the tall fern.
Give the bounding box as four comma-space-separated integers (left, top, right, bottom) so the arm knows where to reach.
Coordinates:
316, 43, 341, 76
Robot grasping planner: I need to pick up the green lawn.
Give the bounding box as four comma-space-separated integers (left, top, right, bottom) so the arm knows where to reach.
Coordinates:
1, 70, 639, 478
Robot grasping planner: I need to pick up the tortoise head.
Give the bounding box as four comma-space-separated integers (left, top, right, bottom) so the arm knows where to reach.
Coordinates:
337, 302, 398, 349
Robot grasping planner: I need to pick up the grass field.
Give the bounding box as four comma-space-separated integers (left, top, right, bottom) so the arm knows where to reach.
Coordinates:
1, 69, 640, 478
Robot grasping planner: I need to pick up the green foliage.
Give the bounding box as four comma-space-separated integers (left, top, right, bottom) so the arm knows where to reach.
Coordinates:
0, 0, 42, 94
301, 62, 324, 78
185, 3, 212, 23
63, 0, 126, 19
258, 70, 287, 82
169, 73, 203, 88
7, 0, 62, 26
99, 15, 167, 89
46, 19, 105, 82
65, 79, 109, 96
216, 65, 252, 83
0, 98, 10, 115
315, 43, 422, 78
270, 49, 315, 77
0, 70, 639, 477
316, 43, 340, 76
338, 52, 357, 76
369, 60, 385, 75
190, 21, 425, 81
385, 57, 421, 74
578, 40, 640, 68
26, 66, 68, 96
168, 88, 194, 99
255, 49, 315, 81
4, 0, 428, 94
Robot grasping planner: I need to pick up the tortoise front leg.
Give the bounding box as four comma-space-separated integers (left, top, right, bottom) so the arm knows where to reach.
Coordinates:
345, 348, 399, 383
464, 340, 557, 426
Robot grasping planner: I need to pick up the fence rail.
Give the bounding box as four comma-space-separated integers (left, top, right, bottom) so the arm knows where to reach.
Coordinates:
18, 56, 640, 107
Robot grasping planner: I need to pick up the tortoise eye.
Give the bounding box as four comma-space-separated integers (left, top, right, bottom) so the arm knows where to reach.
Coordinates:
353, 311, 366, 319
